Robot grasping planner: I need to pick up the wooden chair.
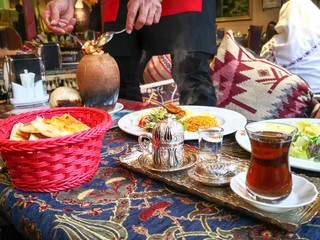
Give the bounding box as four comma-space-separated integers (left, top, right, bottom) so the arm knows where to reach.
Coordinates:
246, 25, 263, 54
216, 28, 225, 40
216, 28, 225, 46
0, 26, 23, 50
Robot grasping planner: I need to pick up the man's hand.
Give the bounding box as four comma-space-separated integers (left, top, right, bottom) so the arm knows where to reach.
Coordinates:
126, 0, 162, 34
42, 0, 77, 34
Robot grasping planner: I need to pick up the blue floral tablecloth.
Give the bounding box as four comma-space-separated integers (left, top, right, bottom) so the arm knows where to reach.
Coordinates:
0, 127, 320, 239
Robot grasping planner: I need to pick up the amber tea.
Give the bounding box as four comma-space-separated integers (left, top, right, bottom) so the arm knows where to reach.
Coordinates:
245, 122, 298, 203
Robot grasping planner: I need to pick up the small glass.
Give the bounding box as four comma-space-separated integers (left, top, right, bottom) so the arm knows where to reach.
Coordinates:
190, 126, 244, 186
198, 127, 224, 162
245, 121, 298, 203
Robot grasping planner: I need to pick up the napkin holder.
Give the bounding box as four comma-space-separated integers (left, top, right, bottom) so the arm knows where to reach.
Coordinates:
38, 43, 62, 70
3, 54, 49, 107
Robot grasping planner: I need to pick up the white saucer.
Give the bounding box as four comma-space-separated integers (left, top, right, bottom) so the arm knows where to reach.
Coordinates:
109, 102, 124, 114
230, 172, 318, 213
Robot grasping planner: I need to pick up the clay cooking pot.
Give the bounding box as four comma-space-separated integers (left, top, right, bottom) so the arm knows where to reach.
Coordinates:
76, 53, 120, 110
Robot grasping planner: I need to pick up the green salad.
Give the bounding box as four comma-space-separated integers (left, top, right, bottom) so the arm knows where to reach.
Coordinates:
290, 121, 320, 162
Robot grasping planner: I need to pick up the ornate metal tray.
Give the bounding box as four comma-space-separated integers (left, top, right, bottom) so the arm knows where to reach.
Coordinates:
119, 144, 320, 231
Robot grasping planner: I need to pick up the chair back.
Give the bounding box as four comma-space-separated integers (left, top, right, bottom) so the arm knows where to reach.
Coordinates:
246, 25, 263, 54
216, 28, 225, 40
265, 21, 277, 42
0, 26, 23, 50
216, 28, 225, 46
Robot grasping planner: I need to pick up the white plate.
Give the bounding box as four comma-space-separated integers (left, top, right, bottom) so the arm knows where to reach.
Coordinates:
61, 62, 79, 66
109, 102, 124, 114
230, 172, 318, 213
118, 106, 247, 140
235, 118, 320, 172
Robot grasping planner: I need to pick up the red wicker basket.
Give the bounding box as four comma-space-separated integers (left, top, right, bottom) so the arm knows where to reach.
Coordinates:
0, 107, 112, 192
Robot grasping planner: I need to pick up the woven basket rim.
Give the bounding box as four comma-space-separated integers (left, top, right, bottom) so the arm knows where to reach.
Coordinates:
0, 106, 112, 192
0, 107, 112, 149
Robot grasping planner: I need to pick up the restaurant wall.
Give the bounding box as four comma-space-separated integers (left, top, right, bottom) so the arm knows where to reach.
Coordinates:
216, 1, 280, 35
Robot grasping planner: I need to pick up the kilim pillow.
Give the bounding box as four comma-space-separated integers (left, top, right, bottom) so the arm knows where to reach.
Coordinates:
143, 54, 172, 83
210, 30, 314, 121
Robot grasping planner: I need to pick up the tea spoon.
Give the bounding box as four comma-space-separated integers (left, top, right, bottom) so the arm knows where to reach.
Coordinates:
56, 24, 83, 47
94, 28, 126, 48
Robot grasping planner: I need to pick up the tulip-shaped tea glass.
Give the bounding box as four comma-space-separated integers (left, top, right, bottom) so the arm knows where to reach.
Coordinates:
245, 122, 298, 203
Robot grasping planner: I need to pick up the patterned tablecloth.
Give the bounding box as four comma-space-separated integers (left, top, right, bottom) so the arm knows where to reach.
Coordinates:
0, 102, 320, 239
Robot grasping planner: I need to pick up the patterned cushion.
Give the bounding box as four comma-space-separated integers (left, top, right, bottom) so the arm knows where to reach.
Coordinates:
143, 54, 172, 83
210, 30, 314, 121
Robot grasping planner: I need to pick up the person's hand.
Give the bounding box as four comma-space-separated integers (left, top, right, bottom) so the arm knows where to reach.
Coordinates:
42, 0, 77, 34
126, 0, 162, 34
311, 102, 320, 118
0, 48, 18, 60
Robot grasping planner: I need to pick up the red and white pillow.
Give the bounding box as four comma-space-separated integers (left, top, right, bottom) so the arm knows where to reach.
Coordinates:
143, 54, 172, 83
211, 30, 315, 121
141, 54, 179, 104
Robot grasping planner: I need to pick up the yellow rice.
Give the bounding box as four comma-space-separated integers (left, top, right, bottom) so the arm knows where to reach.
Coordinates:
183, 115, 219, 132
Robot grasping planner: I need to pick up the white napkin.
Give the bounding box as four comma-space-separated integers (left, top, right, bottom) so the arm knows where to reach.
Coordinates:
19, 69, 35, 98
20, 69, 35, 88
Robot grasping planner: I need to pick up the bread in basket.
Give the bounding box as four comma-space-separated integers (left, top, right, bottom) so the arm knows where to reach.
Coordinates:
0, 107, 112, 192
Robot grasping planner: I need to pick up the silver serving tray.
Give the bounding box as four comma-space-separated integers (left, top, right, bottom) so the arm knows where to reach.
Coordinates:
119, 145, 320, 231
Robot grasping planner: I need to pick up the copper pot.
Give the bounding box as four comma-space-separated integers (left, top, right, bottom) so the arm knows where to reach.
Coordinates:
76, 53, 120, 110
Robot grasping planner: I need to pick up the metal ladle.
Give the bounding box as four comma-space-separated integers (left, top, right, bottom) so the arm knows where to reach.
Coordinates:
94, 28, 126, 48
56, 24, 83, 47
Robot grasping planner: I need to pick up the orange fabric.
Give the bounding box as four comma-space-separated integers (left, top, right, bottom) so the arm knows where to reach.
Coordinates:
103, 0, 202, 22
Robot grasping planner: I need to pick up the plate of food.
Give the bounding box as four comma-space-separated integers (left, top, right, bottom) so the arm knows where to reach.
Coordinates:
235, 118, 320, 172
118, 104, 247, 140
